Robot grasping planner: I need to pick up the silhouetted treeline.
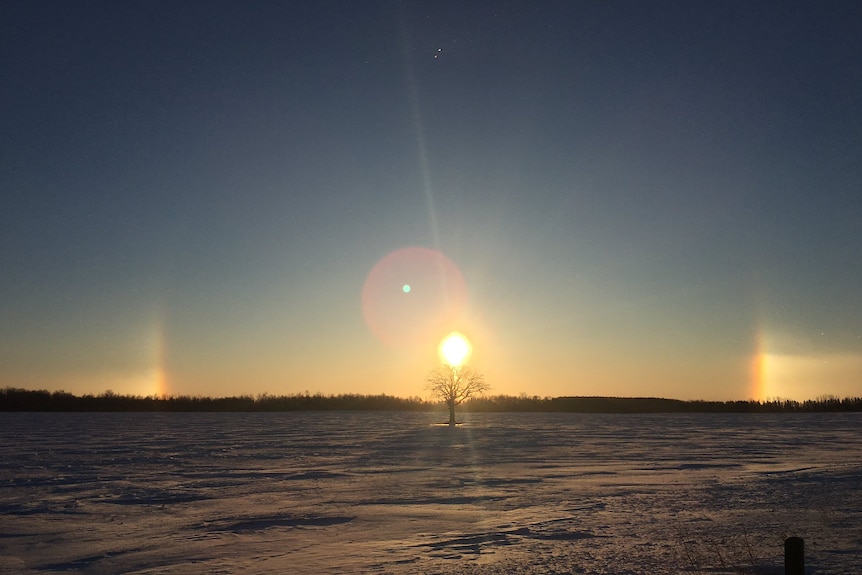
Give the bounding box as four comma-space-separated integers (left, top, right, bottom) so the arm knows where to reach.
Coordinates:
2, 387, 862, 413
0, 388, 431, 412
463, 394, 862, 413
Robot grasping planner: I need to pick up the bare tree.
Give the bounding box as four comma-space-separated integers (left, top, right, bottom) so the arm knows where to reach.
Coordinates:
426, 365, 489, 425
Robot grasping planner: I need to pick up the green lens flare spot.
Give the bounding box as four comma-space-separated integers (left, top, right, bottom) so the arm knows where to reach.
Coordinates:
402, 284, 411, 293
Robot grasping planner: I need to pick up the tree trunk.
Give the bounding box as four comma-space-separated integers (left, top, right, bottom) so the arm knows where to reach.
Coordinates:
448, 401, 456, 425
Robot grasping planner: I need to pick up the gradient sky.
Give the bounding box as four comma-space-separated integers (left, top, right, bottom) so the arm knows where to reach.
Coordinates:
3, 1, 861, 401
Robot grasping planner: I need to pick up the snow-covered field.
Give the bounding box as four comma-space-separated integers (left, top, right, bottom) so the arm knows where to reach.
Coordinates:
1, 411, 860, 574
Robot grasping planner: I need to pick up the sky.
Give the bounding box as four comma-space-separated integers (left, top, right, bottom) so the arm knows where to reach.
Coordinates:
2, 1, 861, 402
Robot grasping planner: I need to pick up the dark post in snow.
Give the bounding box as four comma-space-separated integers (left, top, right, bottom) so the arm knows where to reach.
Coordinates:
785, 537, 804, 575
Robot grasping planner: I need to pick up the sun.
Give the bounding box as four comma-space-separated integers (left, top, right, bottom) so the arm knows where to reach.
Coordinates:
439, 331, 472, 367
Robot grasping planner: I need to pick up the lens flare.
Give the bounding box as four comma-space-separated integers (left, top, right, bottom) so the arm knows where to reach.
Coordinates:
439, 332, 471, 367
362, 247, 467, 347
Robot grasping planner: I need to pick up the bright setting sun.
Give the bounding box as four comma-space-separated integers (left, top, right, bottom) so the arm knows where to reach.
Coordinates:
439, 332, 471, 367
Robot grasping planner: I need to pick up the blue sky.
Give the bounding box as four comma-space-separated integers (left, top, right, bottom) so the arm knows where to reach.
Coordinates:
2, 1, 861, 400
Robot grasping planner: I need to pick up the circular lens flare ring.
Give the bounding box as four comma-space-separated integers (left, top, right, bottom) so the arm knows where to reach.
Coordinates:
439, 331, 472, 367
362, 247, 467, 347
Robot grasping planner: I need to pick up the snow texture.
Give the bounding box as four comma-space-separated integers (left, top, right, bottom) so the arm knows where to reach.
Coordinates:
1, 411, 860, 574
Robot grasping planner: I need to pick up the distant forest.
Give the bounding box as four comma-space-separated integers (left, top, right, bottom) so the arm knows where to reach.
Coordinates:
2, 387, 862, 413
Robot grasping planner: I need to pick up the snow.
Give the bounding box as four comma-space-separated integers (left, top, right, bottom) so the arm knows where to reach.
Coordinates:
1, 411, 860, 574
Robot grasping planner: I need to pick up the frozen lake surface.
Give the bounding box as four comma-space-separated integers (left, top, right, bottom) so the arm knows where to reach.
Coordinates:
1, 411, 860, 574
